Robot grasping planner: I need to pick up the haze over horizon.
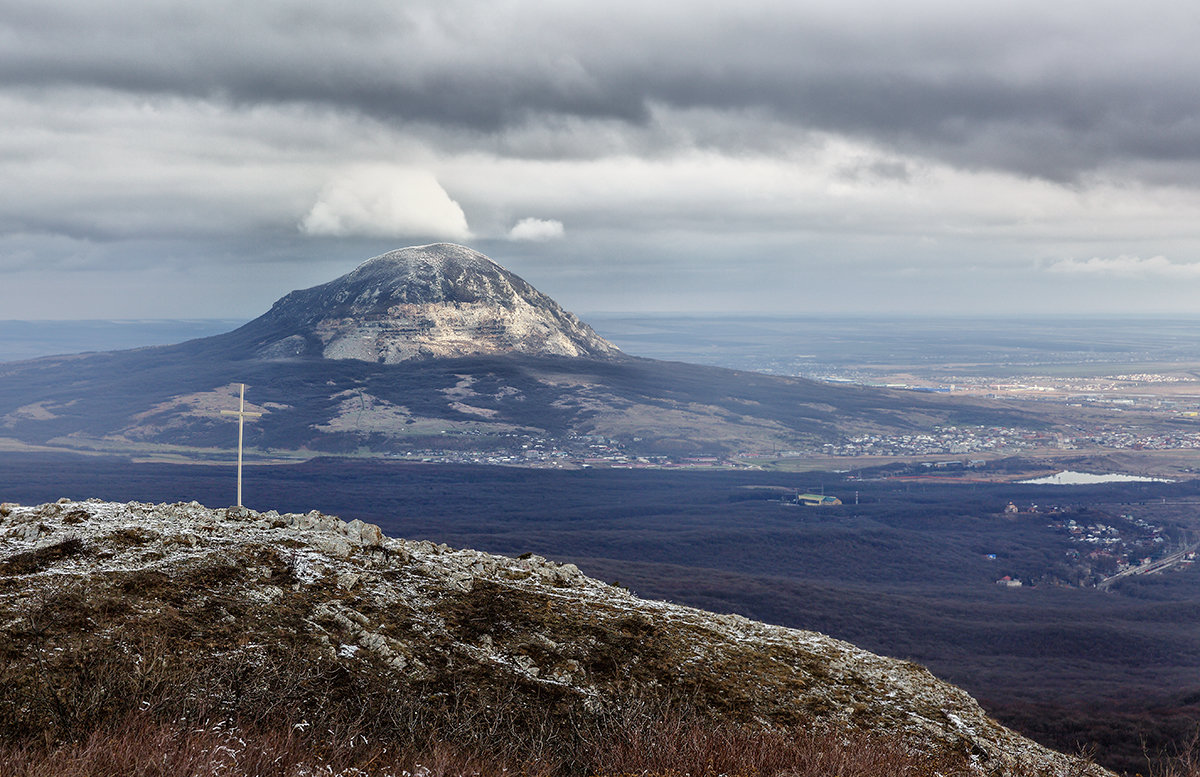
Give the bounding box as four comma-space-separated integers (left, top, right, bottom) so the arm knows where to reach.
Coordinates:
5, 1, 1200, 320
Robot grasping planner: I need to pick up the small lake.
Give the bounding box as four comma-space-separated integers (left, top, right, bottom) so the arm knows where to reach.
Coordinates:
1019, 470, 1174, 485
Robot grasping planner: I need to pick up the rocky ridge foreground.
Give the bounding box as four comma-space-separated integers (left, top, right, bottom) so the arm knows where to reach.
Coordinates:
0, 499, 1109, 776
239, 243, 622, 362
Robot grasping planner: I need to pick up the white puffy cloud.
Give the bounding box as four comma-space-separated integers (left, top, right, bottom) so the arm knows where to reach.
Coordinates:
1044, 255, 1200, 278
508, 217, 565, 241
301, 167, 470, 240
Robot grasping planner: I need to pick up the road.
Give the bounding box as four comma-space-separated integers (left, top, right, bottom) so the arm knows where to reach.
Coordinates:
1097, 542, 1200, 590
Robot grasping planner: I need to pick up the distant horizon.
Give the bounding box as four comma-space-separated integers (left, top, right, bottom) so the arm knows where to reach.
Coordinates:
5, 314, 1200, 367
6, 311, 1200, 323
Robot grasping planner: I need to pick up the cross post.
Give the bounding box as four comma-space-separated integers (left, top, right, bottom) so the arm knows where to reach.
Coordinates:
220, 383, 263, 507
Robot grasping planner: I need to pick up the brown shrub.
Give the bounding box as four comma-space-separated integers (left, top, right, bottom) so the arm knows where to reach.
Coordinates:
579, 699, 975, 777
0, 714, 543, 777
105, 528, 159, 547
60, 511, 89, 525
0, 538, 86, 576
1149, 729, 1200, 777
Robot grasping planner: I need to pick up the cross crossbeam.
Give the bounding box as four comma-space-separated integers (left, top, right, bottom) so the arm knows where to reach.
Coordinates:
220, 383, 263, 507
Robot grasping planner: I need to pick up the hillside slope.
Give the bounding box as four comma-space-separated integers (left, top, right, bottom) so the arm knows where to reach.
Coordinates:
230, 243, 621, 363
0, 349, 1050, 459
0, 243, 1061, 460
0, 498, 1108, 776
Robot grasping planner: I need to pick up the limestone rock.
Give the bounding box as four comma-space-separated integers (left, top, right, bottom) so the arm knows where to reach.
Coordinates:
239, 243, 622, 363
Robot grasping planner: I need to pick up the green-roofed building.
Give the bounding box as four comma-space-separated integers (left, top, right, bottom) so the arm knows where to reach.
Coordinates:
797, 493, 842, 506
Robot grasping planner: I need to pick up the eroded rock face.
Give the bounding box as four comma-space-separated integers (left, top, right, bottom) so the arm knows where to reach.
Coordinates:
243, 243, 621, 363
0, 499, 1111, 776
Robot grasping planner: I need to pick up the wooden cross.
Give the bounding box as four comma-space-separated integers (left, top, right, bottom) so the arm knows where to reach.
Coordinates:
220, 383, 262, 507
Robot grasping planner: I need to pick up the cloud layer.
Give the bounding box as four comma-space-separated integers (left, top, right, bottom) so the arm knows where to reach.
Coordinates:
4, 1, 1200, 318
5, 1, 1200, 182
1046, 256, 1200, 278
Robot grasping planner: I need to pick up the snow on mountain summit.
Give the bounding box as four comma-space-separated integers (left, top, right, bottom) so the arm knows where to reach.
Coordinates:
241, 243, 621, 363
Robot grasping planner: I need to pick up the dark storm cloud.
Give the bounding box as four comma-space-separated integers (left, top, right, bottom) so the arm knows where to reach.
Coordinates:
4, 0, 1199, 183
0, 2, 652, 129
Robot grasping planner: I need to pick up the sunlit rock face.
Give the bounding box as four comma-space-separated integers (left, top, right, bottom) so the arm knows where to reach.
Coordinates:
248, 243, 621, 363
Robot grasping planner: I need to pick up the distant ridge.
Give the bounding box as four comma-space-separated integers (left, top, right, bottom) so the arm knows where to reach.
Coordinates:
233, 243, 622, 363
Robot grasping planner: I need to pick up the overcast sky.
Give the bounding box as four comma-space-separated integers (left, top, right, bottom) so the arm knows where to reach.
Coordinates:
4, 0, 1200, 320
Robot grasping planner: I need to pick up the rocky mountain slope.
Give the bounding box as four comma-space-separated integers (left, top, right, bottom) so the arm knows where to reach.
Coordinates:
0, 497, 1109, 776
235, 243, 621, 363
0, 243, 1059, 460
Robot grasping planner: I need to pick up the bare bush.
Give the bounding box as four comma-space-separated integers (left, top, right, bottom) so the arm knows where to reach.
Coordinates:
1147, 729, 1200, 777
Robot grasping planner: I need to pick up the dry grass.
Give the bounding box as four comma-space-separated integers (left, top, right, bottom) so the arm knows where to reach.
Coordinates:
0, 715, 531, 777
0, 709, 980, 777
0, 546, 1097, 777
580, 705, 975, 776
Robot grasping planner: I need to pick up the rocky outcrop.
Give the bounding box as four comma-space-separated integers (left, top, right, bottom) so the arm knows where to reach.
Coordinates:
0, 498, 1110, 776
238, 243, 621, 363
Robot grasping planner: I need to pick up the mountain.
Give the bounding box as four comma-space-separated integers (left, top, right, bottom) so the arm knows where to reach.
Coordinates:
0, 244, 1056, 460
234, 243, 621, 363
0, 497, 1111, 776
